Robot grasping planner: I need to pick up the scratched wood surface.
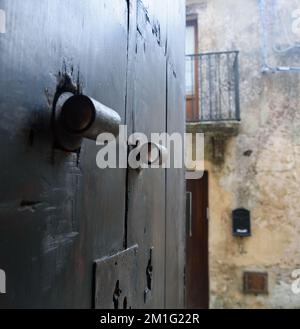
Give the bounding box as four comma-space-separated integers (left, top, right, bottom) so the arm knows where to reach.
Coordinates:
0, 0, 185, 308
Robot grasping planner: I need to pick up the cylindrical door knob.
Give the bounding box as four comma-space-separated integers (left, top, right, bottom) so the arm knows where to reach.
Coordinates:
139, 142, 168, 166
54, 92, 121, 151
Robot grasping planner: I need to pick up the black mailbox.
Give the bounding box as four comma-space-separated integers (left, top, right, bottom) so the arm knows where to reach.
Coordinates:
232, 208, 251, 237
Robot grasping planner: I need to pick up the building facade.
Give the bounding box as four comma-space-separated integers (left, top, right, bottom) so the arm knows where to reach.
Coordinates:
186, 0, 300, 308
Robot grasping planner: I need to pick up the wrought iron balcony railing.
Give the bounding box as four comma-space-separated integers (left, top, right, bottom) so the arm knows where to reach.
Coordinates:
186, 51, 240, 123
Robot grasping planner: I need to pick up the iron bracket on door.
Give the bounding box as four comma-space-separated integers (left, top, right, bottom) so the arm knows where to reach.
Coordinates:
94, 245, 139, 309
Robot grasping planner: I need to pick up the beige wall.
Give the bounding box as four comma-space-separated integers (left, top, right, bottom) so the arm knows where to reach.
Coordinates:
187, 0, 300, 308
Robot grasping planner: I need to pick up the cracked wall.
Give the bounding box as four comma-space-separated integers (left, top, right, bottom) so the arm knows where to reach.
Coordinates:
187, 0, 300, 308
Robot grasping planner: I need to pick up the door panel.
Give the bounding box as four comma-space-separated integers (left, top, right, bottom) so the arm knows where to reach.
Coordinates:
0, 0, 128, 308
186, 173, 209, 309
126, 0, 167, 308
165, 63, 185, 308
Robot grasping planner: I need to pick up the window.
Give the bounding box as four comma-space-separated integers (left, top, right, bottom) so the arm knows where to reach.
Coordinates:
186, 19, 198, 95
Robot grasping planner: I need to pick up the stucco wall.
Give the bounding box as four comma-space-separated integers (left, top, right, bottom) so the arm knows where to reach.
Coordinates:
187, 0, 300, 308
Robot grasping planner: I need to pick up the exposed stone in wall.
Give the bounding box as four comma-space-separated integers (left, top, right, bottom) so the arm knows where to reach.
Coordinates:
187, 0, 300, 308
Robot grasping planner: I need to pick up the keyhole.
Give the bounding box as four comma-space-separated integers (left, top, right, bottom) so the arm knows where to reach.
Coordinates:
123, 297, 128, 309
113, 280, 122, 309
146, 249, 153, 290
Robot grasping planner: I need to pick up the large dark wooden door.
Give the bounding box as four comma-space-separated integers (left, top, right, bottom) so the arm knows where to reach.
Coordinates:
186, 173, 209, 309
0, 0, 185, 309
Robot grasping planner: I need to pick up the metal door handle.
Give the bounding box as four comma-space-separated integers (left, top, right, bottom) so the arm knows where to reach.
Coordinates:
128, 141, 168, 169
54, 92, 121, 152
186, 192, 192, 237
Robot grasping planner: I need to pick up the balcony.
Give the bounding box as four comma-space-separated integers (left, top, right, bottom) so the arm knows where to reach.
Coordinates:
186, 51, 240, 136
186, 51, 241, 163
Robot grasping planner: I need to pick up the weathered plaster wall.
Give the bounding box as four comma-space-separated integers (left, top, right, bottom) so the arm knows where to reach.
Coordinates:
187, 0, 300, 308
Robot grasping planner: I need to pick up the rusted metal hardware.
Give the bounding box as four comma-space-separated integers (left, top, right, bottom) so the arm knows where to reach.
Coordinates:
54, 92, 121, 151
94, 245, 139, 309
128, 141, 168, 169
140, 142, 168, 167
